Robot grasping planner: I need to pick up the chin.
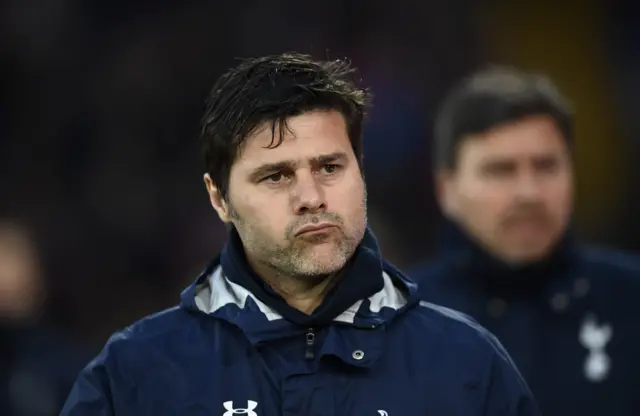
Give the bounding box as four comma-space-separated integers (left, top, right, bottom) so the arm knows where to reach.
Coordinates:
504, 244, 554, 264
297, 247, 350, 276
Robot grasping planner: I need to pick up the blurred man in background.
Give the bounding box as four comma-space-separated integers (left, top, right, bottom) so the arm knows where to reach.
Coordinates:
411, 67, 640, 415
0, 220, 87, 415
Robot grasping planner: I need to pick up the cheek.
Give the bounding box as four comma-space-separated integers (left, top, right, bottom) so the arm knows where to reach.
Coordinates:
232, 193, 288, 236
458, 184, 508, 225
547, 180, 573, 215
331, 177, 366, 216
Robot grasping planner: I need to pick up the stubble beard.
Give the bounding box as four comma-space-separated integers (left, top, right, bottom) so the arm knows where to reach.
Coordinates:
229, 192, 367, 283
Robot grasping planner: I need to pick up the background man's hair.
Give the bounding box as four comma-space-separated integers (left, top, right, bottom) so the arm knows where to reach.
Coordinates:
433, 65, 573, 171
200, 52, 371, 200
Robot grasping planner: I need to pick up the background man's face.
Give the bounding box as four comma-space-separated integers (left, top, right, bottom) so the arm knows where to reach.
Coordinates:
439, 115, 574, 263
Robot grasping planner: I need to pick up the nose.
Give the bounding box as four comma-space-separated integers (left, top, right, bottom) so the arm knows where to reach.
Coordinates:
291, 171, 326, 215
514, 174, 543, 201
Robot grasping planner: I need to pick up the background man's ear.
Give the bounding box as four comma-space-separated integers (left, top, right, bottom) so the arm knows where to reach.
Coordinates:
435, 170, 458, 217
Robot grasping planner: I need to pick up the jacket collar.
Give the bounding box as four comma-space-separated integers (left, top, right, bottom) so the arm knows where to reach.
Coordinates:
437, 217, 577, 292
216, 227, 387, 327
179, 228, 419, 367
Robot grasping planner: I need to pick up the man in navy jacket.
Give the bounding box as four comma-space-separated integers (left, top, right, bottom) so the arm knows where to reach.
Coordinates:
411, 66, 640, 415
61, 53, 538, 415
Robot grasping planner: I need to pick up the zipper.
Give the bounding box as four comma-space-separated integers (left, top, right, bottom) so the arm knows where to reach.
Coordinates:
304, 328, 315, 360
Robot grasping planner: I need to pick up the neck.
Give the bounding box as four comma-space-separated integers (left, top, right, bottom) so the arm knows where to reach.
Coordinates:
249, 259, 341, 314
218, 226, 386, 326
438, 217, 576, 288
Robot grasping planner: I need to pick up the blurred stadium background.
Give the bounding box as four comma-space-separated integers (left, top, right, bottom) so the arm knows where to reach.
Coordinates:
1, 0, 639, 384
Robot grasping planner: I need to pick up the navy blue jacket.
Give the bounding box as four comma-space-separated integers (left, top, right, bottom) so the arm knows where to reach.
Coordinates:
411, 221, 640, 415
61, 229, 538, 415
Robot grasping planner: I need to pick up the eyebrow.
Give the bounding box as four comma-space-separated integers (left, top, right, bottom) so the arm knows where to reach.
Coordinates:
316, 151, 348, 165
247, 151, 349, 182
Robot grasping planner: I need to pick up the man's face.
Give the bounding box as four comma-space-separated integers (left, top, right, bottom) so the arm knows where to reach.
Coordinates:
207, 110, 367, 279
439, 115, 573, 263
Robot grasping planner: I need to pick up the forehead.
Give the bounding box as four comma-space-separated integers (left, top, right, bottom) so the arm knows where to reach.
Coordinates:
460, 115, 568, 161
234, 110, 353, 168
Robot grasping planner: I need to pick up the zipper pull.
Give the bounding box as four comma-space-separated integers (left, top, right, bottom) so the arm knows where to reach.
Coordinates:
304, 328, 315, 360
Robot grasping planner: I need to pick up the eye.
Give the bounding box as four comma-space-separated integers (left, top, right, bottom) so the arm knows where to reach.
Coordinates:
482, 162, 515, 177
322, 164, 340, 174
535, 158, 559, 173
263, 172, 284, 183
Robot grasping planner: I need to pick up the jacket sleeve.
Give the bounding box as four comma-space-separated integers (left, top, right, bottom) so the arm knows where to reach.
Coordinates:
60, 358, 114, 415
483, 333, 541, 416
60, 331, 130, 415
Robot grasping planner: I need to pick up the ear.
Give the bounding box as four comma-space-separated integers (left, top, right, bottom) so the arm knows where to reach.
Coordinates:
204, 174, 233, 223
435, 169, 457, 217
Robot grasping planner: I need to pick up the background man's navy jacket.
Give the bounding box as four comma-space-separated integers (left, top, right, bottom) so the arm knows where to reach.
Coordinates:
411, 222, 640, 415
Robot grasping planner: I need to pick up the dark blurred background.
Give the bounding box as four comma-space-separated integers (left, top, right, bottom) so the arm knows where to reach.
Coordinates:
1, 0, 638, 355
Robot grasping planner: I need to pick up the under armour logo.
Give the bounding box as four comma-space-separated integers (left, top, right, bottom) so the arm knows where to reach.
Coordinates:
223, 400, 258, 415
378, 411, 389, 416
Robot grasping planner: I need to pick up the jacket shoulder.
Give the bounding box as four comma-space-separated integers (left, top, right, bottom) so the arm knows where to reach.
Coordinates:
407, 259, 452, 281
576, 246, 640, 301
408, 300, 506, 359
93, 305, 201, 366
126, 306, 195, 339
103, 305, 182, 338
580, 245, 640, 276
393, 301, 536, 413
61, 306, 214, 414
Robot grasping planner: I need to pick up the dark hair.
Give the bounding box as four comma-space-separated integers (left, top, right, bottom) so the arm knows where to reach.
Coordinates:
434, 66, 573, 170
200, 52, 371, 200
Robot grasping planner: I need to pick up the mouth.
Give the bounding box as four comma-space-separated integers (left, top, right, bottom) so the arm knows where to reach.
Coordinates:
504, 218, 551, 238
506, 216, 547, 228
294, 223, 337, 237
